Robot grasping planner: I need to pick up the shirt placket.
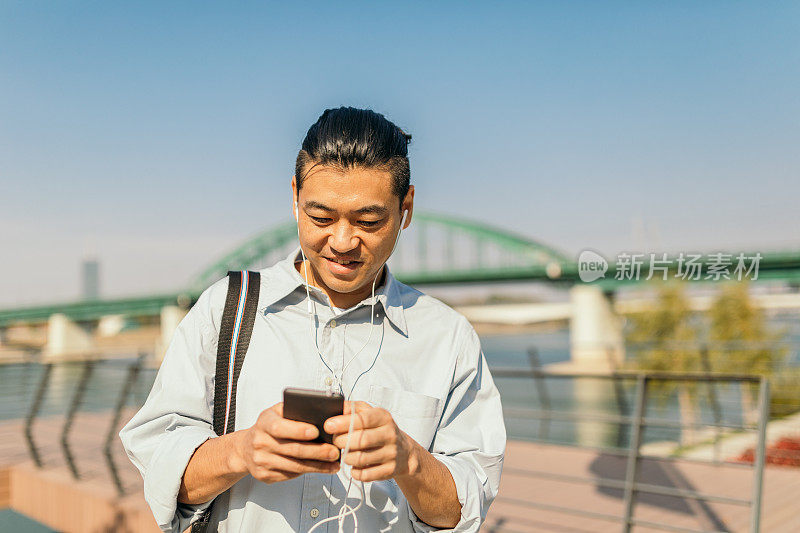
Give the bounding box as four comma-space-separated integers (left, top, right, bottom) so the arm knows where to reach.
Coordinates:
321, 305, 343, 394
299, 473, 333, 532
300, 294, 339, 531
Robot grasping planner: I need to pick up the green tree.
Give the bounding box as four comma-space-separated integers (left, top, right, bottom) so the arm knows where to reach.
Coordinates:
707, 281, 790, 420
625, 281, 702, 446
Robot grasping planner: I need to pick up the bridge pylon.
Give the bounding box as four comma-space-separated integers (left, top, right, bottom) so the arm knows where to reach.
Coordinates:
568, 285, 625, 371
157, 305, 188, 363
43, 313, 95, 361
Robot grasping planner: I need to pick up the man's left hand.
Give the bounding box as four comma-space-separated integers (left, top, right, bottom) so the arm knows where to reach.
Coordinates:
323, 401, 418, 482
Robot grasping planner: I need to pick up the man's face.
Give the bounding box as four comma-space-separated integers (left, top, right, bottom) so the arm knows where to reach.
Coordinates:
292, 165, 413, 303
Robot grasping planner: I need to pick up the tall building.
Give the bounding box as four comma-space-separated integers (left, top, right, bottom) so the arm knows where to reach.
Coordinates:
82, 259, 100, 300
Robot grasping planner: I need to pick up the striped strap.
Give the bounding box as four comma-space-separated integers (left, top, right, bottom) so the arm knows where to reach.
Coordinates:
213, 270, 261, 436
192, 271, 260, 533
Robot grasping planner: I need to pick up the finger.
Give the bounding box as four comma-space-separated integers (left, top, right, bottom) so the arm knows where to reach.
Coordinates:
352, 463, 394, 483
343, 400, 373, 415
257, 411, 319, 441
332, 426, 390, 451
253, 467, 298, 484
343, 446, 394, 468
273, 439, 341, 462
325, 407, 386, 435
258, 452, 340, 475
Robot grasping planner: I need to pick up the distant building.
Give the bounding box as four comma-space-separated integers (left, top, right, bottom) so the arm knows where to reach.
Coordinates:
82, 259, 100, 300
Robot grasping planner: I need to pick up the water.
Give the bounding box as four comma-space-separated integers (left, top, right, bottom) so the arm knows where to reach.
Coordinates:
0, 359, 157, 421
2, 311, 798, 450
482, 328, 757, 450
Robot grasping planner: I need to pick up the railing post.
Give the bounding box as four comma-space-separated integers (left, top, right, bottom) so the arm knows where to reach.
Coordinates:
750, 376, 769, 533
621, 374, 648, 533
607, 345, 629, 449
700, 345, 723, 463
104, 355, 143, 496
528, 348, 551, 440
60, 359, 94, 480
24, 363, 53, 468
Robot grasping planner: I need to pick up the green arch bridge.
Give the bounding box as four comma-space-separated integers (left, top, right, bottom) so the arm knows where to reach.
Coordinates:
2, 211, 800, 326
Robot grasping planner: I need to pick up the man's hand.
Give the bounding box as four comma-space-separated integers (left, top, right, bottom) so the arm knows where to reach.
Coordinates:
233, 402, 341, 484
323, 401, 418, 482
178, 402, 340, 505
324, 401, 461, 528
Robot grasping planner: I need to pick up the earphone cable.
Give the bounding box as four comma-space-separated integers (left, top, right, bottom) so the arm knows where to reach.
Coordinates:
295, 205, 406, 532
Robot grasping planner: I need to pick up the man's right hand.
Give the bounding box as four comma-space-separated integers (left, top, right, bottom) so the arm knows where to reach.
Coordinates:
233, 402, 341, 484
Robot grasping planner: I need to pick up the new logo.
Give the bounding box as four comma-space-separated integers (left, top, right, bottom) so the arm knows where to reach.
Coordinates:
578, 250, 608, 282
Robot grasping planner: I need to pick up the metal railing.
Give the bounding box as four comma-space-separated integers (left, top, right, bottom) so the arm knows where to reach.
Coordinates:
491, 363, 771, 533
15, 354, 156, 495
2, 344, 794, 531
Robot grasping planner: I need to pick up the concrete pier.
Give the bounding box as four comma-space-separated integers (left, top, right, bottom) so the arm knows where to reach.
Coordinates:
43, 314, 94, 361
158, 305, 187, 362
568, 285, 625, 370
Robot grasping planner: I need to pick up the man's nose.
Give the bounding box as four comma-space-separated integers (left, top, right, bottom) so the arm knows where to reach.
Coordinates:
328, 222, 359, 253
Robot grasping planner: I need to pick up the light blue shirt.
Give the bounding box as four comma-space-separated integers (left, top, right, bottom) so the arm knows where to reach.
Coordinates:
119, 246, 506, 532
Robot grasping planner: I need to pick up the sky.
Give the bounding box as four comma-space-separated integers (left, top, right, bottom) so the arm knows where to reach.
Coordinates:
1, 1, 799, 307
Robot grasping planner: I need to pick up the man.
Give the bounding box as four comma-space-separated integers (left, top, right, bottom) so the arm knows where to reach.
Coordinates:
119, 106, 506, 532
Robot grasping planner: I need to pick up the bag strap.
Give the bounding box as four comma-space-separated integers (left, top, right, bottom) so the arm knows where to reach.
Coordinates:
192, 270, 260, 533
213, 270, 261, 435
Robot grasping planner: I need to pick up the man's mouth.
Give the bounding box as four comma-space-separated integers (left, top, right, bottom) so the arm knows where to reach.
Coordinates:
324, 257, 362, 273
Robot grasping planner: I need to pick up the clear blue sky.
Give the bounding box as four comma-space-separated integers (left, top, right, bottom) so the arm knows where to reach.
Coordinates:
1, 1, 798, 306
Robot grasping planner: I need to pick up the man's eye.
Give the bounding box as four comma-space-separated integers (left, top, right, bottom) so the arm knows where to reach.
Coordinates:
310, 216, 332, 224
359, 220, 381, 227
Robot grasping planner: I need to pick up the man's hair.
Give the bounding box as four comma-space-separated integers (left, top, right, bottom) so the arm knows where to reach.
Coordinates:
295, 107, 412, 207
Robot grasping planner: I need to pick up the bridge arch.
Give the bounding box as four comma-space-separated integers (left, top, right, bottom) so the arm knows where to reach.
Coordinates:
190, 211, 574, 289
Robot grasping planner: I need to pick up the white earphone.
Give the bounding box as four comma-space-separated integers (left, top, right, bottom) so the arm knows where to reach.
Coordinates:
295, 199, 406, 533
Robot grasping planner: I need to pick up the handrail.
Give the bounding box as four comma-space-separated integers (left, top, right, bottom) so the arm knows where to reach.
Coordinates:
9, 354, 780, 532
493, 367, 772, 533
60, 360, 94, 480
24, 363, 52, 468
104, 353, 144, 495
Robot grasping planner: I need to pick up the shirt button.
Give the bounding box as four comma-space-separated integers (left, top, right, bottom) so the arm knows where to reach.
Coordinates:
330, 319, 337, 328
310, 508, 320, 519
325, 376, 333, 386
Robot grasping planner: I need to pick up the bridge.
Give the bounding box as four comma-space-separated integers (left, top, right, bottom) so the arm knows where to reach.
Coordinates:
0, 211, 580, 328
2, 211, 799, 364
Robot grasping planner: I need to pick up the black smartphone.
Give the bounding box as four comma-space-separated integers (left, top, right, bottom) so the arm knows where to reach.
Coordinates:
283, 387, 344, 444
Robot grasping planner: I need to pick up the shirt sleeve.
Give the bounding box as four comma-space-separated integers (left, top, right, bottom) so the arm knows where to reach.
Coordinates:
119, 277, 227, 532
407, 317, 507, 532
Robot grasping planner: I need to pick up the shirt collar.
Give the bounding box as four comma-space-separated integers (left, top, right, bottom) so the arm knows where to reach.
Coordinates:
259, 245, 408, 336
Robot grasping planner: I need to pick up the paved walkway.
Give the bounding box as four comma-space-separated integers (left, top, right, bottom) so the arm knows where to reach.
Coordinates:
485, 440, 800, 533
1, 413, 798, 532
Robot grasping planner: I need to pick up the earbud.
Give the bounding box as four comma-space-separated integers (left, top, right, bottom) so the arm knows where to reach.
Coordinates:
388, 209, 407, 258
294, 202, 302, 240
294, 201, 314, 315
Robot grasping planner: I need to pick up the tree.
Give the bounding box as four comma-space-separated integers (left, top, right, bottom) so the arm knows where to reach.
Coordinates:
625, 281, 703, 446
707, 281, 790, 422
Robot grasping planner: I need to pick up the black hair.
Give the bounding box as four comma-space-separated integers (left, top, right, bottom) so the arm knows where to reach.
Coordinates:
295, 107, 412, 207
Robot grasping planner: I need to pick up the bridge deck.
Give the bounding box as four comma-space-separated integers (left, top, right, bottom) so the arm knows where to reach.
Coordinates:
0, 413, 797, 532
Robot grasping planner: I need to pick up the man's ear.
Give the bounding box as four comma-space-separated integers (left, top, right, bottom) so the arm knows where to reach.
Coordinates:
401, 185, 415, 230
